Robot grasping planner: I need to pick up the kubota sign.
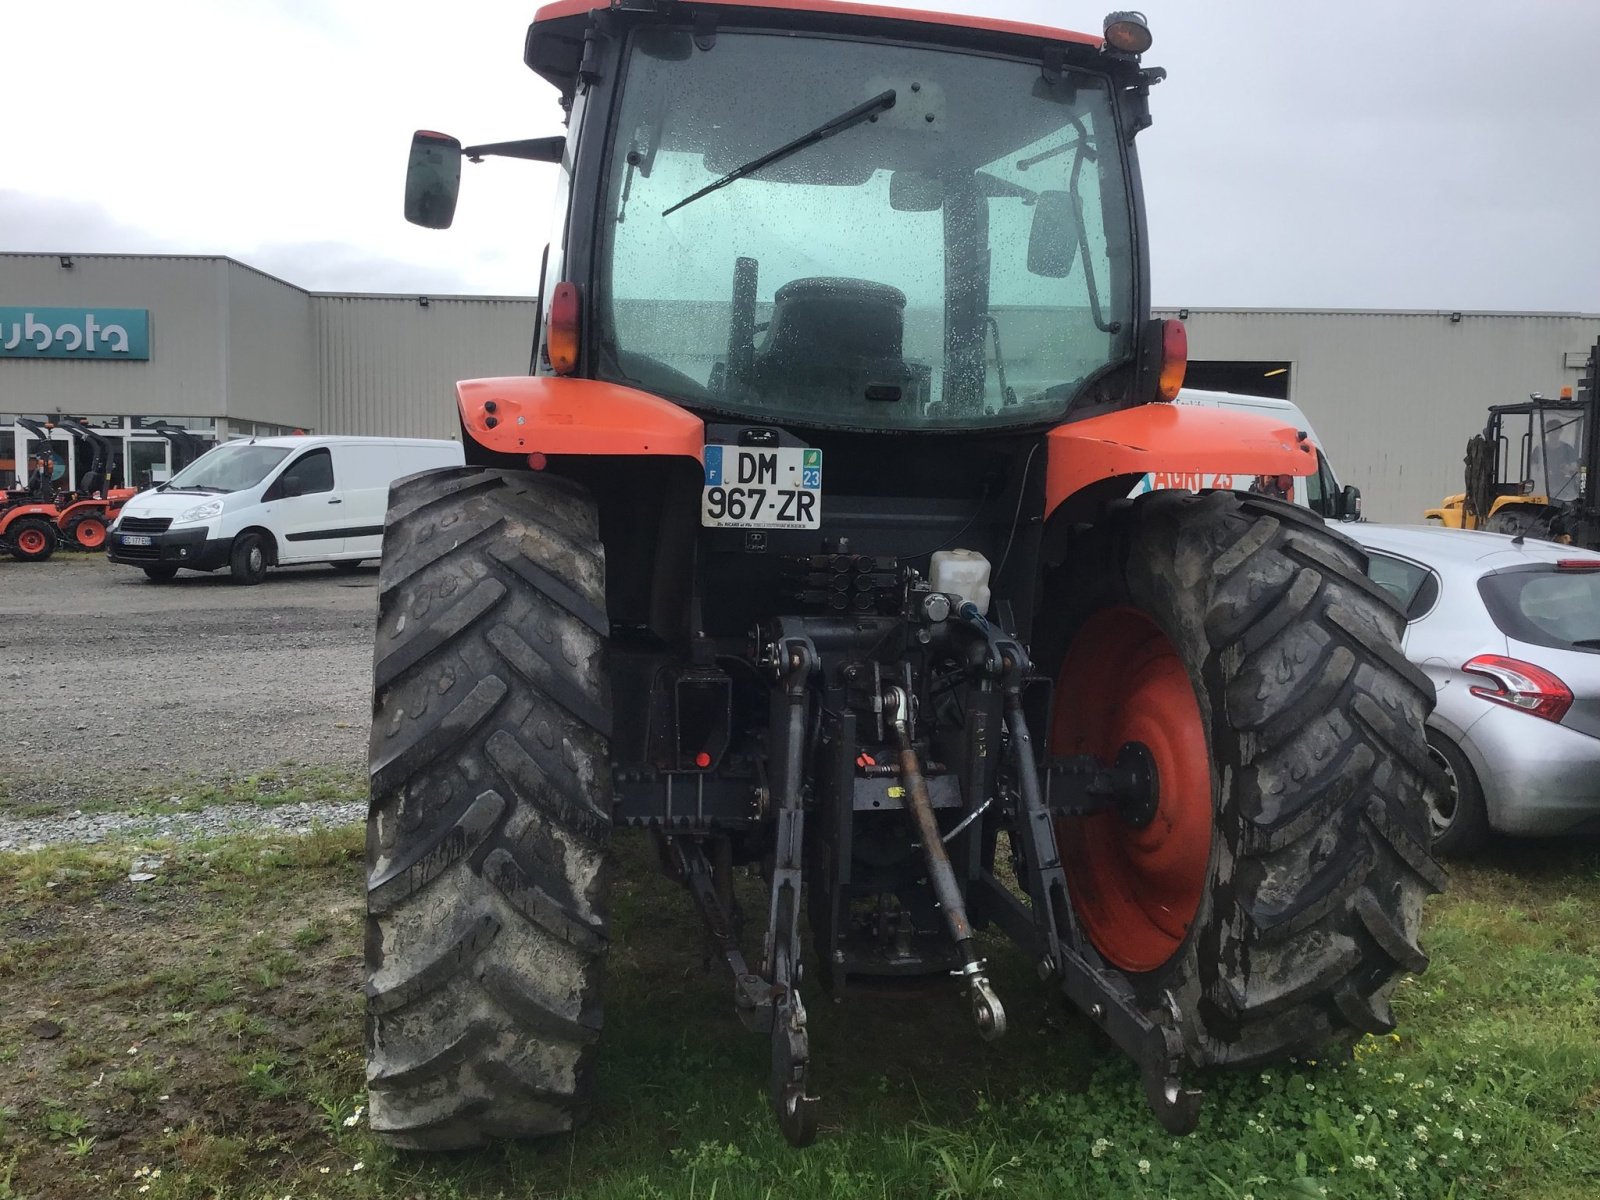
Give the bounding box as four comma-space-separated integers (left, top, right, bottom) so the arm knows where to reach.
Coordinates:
0, 307, 150, 360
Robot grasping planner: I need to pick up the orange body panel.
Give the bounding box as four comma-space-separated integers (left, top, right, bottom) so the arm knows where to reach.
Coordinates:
457, 377, 705, 461
532, 0, 1099, 46
0, 503, 61, 533
1046, 404, 1317, 516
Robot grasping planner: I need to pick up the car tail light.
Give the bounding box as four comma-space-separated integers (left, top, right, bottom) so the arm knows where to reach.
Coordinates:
546, 281, 580, 375
1463, 654, 1573, 723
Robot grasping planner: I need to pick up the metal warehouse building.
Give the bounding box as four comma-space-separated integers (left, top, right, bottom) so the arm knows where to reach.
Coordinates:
3, 251, 1596, 521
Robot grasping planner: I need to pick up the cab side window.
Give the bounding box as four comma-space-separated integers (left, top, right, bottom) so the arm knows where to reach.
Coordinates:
272, 448, 334, 498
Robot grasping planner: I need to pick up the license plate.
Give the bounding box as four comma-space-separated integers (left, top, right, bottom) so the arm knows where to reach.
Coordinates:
702, 445, 821, 530
121, 534, 152, 546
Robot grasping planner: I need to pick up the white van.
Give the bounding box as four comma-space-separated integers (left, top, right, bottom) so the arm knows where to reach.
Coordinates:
1131, 388, 1361, 520
106, 435, 464, 584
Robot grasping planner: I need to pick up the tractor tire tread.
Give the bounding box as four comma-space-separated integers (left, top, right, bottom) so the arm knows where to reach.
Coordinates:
365, 467, 610, 1150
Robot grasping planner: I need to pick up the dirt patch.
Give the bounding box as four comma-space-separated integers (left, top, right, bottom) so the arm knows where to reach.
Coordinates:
0, 557, 377, 812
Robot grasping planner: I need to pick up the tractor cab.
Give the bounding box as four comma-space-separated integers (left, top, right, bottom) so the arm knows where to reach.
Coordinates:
408, 2, 1165, 431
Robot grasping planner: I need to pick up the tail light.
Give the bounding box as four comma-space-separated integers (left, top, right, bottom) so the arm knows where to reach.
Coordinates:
1557, 559, 1600, 571
1157, 319, 1187, 401
546, 281, 580, 375
1463, 654, 1573, 723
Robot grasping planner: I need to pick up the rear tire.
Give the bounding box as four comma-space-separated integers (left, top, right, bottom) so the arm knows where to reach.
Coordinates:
142, 566, 179, 583
365, 467, 612, 1149
1423, 729, 1489, 857
230, 532, 268, 585
1048, 490, 1446, 1065
9, 517, 57, 562
66, 516, 108, 550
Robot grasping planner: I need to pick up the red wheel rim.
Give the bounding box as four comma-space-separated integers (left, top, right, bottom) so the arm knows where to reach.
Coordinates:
1052, 607, 1213, 972
16, 528, 47, 555
75, 520, 106, 548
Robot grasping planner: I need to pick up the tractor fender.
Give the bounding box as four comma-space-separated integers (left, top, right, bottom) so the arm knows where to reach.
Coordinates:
1044, 402, 1318, 523
456, 376, 704, 463
0, 503, 61, 535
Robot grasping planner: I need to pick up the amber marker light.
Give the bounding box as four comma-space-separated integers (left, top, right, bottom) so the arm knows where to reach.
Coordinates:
547, 282, 581, 375
1158, 319, 1188, 401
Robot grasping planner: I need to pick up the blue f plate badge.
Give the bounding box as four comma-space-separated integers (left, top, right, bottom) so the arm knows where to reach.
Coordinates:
703, 445, 821, 530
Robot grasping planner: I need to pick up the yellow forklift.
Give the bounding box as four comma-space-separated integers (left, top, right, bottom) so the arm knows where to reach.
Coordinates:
1427, 337, 1600, 546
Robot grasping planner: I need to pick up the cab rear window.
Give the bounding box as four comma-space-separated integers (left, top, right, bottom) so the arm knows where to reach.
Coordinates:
1478, 566, 1600, 653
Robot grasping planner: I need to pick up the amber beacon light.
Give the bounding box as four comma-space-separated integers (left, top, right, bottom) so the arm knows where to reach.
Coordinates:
1103, 11, 1153, 54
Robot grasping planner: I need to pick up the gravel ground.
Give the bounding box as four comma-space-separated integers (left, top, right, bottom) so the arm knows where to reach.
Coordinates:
0, 555, 376, 842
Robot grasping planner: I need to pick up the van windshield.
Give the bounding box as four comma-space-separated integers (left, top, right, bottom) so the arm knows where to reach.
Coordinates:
167, 443, 291, 493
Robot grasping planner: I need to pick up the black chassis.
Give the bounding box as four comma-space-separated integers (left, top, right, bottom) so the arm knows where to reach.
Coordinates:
607, 523, 1200, 1145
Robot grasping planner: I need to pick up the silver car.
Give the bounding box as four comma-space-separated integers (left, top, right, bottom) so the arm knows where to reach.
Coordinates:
1340, 523, 1600, 853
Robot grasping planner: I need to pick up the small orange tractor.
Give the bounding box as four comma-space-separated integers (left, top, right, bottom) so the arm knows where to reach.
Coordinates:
365, 0, 1443, 1150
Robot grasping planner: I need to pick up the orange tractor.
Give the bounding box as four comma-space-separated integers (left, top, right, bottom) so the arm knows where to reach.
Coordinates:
0, 417, 136, 559
366, 1, 1443, 1149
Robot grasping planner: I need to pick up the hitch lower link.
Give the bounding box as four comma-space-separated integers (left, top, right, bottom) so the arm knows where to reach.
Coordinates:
983, 631, 1203, 1135
669, 636, 820, 1147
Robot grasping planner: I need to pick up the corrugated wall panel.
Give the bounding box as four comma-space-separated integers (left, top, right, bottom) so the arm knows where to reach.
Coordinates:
0, 253, 227, 418
225, 261, 317, 428
314, 295, 539, 439
1157, 309, 1600, 522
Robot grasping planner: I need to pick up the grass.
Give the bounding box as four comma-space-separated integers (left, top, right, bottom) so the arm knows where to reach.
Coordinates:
1, 826, 1597, 1200
0, 762, 365, 818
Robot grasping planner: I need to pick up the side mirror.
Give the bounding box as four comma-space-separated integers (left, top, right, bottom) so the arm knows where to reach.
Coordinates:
1340, 484, 1363, 522
404, 130, 463, 229
1027, 190, 1080, 277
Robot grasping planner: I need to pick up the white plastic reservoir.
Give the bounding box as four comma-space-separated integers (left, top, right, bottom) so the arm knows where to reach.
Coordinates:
930, 549, 992, 615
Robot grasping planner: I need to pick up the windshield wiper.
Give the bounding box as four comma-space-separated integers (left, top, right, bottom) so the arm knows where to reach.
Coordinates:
662, 89, 896, 217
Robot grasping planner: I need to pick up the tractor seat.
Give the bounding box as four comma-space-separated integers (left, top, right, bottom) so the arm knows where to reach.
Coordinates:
751, 277, 910, 408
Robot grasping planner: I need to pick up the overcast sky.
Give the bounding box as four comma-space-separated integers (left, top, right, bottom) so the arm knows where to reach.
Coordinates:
4, 0, 1596, 311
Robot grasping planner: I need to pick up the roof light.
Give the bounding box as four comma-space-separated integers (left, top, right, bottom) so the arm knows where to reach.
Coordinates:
1463, 654, 1572, 723
1103, 11, 1152, 54
1556, 559, 1600, 571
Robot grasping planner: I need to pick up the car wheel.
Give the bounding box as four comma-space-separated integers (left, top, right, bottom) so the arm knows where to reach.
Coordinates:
1424, 729, 1489, 856
230, 532, 268, 585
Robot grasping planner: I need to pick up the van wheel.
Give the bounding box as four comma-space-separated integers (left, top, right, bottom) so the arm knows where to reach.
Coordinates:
143, 566, 179, 583
230, 532, 268, 585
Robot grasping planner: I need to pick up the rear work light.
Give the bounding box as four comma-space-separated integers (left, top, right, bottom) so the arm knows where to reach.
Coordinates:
546, 281, 581, 375
1463, 654, 1573, 723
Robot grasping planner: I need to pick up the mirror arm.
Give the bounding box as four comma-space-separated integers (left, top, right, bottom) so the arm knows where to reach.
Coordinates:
461, 136, 565, 164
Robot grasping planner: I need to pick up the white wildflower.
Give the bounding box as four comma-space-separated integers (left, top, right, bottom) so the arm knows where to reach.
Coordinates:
1414, 1125, 1429, 1143
351, 1162, 365, 1173
1091, 1137, 1113, 1159
1452, 1127, 1464, 1142
1138, 1159, 1150, 1176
